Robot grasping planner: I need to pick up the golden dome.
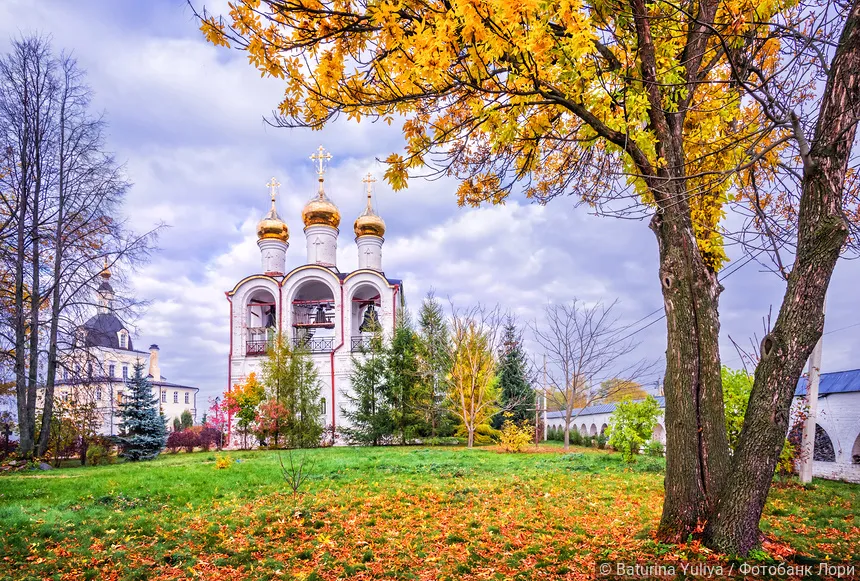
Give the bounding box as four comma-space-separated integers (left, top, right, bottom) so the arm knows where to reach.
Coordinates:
257, 177, 289, 242
354, 211, 386, 238
100, 257, 111, 279
302, 190, 341, 229
354, 172, 385, 237
257, 212, 289, 242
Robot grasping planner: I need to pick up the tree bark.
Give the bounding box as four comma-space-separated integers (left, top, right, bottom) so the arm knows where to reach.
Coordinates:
625, 0, 730, 540
704, 0, 860, 554
653, 205, 729, 541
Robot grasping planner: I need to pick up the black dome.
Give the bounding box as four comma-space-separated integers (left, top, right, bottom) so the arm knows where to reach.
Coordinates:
81, 313, 132, 350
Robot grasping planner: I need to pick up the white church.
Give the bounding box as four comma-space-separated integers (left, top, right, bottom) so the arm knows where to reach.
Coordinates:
226, 146, 403, 444
48, 262, 201, 435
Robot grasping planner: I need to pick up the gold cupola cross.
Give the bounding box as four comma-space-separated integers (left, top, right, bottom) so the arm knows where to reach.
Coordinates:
266, 177, 281, 205
362, 172, 376, 209
310, 145, 333, 179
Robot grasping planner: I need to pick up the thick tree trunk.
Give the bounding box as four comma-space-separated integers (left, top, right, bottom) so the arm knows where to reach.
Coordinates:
654, 206, 729, 542
626, 0, 730, 541
705, 2, 860, 553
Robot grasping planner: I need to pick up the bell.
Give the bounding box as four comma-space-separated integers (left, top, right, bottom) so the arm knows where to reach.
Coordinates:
359, 304, 380, 333
314, 305, 328, 324
264, 306, 276, 328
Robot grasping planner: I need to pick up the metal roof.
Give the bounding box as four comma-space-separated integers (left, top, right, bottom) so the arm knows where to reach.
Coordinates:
81, 313, 133, 351
545, 396, 665, 420
545, 369, 860, 421
795, 368, 860, 397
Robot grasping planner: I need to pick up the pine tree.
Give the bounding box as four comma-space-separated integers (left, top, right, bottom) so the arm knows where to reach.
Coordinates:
415, 291, 454, 437
115, 361, 167, 461
492, 319, 534, 429
387, 309, 420, 444
341, 327, 392, 445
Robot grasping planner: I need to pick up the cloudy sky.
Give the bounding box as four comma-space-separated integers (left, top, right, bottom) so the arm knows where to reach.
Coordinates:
2, 0, 858, 403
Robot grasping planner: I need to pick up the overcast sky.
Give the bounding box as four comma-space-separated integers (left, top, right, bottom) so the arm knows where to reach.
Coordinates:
2, 0, 858, 404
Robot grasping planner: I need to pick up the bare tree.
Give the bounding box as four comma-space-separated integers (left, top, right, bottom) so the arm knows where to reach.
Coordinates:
0, 35, 158, 458
532, 300, 653, 450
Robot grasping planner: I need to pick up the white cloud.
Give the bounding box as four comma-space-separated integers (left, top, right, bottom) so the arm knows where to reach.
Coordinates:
2, 0, 859, 403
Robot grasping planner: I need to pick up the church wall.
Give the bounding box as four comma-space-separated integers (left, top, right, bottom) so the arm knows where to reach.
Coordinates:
227, 267, 400, 442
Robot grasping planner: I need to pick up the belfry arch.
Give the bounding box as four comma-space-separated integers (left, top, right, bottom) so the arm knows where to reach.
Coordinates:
245, 287, 277, 356
350, 282, 384, 351
290, 278, 336, 353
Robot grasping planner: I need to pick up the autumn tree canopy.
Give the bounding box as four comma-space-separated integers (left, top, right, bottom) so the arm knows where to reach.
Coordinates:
195, 0, 860, 555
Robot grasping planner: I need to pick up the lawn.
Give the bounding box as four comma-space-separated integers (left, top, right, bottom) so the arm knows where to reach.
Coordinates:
0, 445, 857, 580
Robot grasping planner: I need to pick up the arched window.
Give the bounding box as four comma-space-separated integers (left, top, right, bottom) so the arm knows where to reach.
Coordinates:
291, 280, 336, 353
246, 288, 278, 356
320, 397, 327, 415
813, 425, 836, 462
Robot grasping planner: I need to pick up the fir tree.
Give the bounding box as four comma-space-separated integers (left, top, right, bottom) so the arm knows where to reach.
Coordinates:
340, 326, 392, 445
415, 291, 454, 437
260, 334, 324, 449
492, 319, 534, 429
115, 361, 167, 461
387, 309, 420, 444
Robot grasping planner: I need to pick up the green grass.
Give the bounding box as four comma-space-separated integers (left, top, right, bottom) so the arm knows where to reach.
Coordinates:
0, 445, 856, 580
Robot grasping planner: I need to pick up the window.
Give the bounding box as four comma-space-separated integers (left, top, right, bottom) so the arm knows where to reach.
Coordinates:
122, 365, 128, 379
62, 370, 68, 381
161, 391, 166, 403
117, 391, 123, 404
120, 333, 127, 349
173, 391, 178, 403
320, 397, 326, 415
87, 362, 93, 377
95, 386, 102, 401
184, 392, 189, 404
108, 364, 115, 377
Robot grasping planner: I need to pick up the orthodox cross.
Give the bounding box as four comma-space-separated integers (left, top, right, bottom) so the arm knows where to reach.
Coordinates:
266, 177, 281, 204
362, 172, 376, 209
310, 145, 332, 179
